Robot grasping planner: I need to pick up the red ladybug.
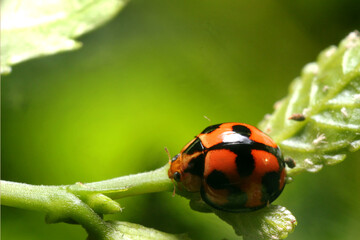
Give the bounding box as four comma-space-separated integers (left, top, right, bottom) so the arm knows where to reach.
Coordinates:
168, 123, 286, 212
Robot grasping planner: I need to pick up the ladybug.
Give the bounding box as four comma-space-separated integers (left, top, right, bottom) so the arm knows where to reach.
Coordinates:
168, 122, 286, 212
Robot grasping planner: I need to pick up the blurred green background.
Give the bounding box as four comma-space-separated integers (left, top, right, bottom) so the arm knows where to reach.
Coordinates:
2, 0, 360, 239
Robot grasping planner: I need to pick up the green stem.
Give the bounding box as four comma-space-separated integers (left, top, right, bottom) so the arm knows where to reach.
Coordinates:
0, 181, 111, 239
1, 180, 60, 211
68, 164, 173, 199
1, 164, 173, 239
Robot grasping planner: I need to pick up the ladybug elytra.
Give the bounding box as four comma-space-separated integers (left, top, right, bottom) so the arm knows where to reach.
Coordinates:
168, 122, 286, 212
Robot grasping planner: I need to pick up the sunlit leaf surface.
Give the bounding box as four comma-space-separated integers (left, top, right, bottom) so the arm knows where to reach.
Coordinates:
215, 205, 296, 240
259, 31, 360, 177
1, 0, 128, 74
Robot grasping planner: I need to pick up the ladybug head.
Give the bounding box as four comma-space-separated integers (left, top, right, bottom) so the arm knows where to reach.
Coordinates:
168, 153, 183, 182
168, 150, 204, 193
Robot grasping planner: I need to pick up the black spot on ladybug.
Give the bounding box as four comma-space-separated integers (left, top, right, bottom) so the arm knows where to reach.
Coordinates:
210, 143, 256, 177
261, 171, 281, 201
201, 124, 221, 134
206, 170, 230, 189
232, 125, 251, 137
252, 142, 278, 156
235, 149, 255, 176
183, 138, 204, 155
184, 153, 205, 176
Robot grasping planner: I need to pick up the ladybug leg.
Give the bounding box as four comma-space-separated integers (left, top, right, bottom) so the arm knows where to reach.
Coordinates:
172, 181, 176, 197
285, 157, 296, 168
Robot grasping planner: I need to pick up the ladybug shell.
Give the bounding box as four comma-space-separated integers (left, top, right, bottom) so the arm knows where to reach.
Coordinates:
168, 122, 286, 212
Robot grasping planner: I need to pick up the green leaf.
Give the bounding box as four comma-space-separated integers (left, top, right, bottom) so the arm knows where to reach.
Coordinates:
215, 205, 296, 240
259, 31, 360, 177
0, 0, 128, 74
87, 221, 191, 240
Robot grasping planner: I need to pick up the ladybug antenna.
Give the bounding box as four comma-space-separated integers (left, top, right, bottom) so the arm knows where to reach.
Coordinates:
164, 147, 172, 164
203, 115, 211, 122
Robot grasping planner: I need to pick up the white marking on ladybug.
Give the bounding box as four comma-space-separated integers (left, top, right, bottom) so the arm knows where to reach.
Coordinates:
221, 132, 250, 143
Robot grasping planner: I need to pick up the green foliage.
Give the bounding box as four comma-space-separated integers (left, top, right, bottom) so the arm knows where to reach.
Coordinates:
259, 31, 360, 177
215, 205, 296, 240
0, 0, 128, 74
88, 221, 191, 240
